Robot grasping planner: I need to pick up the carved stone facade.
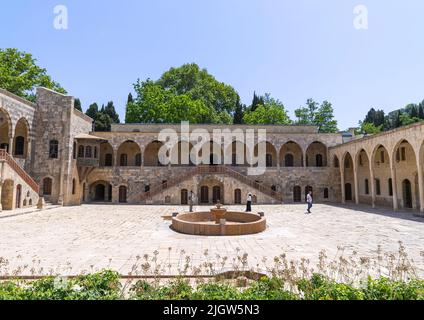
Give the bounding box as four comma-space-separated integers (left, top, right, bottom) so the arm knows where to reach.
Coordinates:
0, 87, 423, 217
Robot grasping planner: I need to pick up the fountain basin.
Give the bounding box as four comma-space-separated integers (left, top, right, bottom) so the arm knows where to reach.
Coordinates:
172, 211, 266, 236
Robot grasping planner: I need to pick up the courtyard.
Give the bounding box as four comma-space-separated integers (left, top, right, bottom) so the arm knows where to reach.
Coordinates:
0, 204, 423, 278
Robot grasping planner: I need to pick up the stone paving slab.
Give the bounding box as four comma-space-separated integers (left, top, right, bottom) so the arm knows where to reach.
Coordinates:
0, 204, 423, 277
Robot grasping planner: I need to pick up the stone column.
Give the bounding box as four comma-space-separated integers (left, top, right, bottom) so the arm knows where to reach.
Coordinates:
8, 136, 13, 155
0, 180, 3, 212
353, 159, 359, 205
340, 165, 345, 204
369, 161, 375, 208
416, 154, 424, 214
390, 158, 399, 211
303, 151, 307, 168
369, 161, 376, 208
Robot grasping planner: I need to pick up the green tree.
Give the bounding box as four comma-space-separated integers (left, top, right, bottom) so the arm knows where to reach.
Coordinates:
0, 48, 66, 101
126, 64, 239, 124
243, 94, 291, 125
86, 103, 99, 120
74, 98, 82, 111
294, 99, 338, 133
233, 97, 245, 124
358, 121, 383, 135
104, 101, 120, 123
250, 92, 265, 113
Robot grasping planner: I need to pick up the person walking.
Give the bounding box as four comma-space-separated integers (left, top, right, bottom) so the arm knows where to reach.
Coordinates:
306, 191, 313, 214
189, 190, 194, 212
246, 193, 252, 212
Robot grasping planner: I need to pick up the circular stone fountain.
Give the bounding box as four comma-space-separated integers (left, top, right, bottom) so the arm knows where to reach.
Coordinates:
171, 202, 266, 236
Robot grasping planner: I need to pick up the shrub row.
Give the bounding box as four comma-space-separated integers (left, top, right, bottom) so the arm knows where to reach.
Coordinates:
0, 271, 423, 300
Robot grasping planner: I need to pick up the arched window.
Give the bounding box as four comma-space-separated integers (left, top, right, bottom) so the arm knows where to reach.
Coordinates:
78, 145, 84, 158
0, 143, 9, 153
85, 146, 92, 158
49, 140, 59, 159
43, 177, 52, 195
105, 153, 113, 166
388, 178, 393, 196
316, 154, 323, 167
119, 186, 127, 203
266, 154, 273, 167
120, 154, 128, 166
375, 179, 381, 196
365, 179, 369, 195
285, 154, 294, 167
135, 153, 142, 166
14, 136, 25, 156
94, 147, 98, 159
324, 188, 329, 199
72, 179, 76, 195
73, 142, 77, 159
334, 157, 339, 168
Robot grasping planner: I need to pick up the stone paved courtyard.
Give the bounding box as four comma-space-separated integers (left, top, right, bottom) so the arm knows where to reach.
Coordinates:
0, 204, 423, 277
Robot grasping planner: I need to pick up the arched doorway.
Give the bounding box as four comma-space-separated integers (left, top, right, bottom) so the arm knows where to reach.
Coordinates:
95, 184, 105, 201
200, 186, 209, 204
42, 177, 53, 196
212, 186, 221, 204
1, 179, 14, 210
16, 184, 22, 209
119, 186, 127, 203
345, 183, 353, 201
293, 186, 301, 202
402, 179, 412, 209
234, 189, 241, 204
181, 189, 188, 205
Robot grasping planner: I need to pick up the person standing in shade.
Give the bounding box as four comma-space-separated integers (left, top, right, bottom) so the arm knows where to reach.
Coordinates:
306, 191, 313, 214
189, 190, 194, 212
246, 193, 252, 212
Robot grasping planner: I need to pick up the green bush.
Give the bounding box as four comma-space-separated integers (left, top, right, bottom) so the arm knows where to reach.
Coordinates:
363, 277, 424, 300
297, 274, 365, 300
1, 271, 424, 300
241, 277, 299, 300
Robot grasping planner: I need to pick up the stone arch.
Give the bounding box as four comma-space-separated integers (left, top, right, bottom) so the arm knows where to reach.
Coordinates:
170, 141, 195, 166
356, 149, 371, 204
280, 141, 303, 167
333, 155, 340, 168
117, 140, 141, 167
254, 141, 277, 167
392, 139, 418, 209
90, 180, 112, 202
342, 152, 355, 202
370, 144, 391, 205
100, 142, 114, 167
13, 117, 30, 158
225, 141, 248, 166
0, 108, 12, 153
144, 140, 164, 166
306, 141, 327, 167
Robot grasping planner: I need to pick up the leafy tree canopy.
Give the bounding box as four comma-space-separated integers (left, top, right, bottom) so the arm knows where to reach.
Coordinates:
125, 63, 239, 124
243, 94, 291, 125
0, 48, 66, 101
294, 99, 338, 133
85, 101, 120, 132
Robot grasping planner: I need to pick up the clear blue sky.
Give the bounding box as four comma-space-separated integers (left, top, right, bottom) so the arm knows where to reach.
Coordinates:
2, 0, 424, 129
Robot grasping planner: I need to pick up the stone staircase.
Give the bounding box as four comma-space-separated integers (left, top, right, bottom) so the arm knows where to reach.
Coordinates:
0, 149, 39, 194
140, 165, 283, 202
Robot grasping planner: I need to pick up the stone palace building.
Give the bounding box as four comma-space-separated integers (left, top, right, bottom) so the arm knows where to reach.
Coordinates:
0, 87, 423, 216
